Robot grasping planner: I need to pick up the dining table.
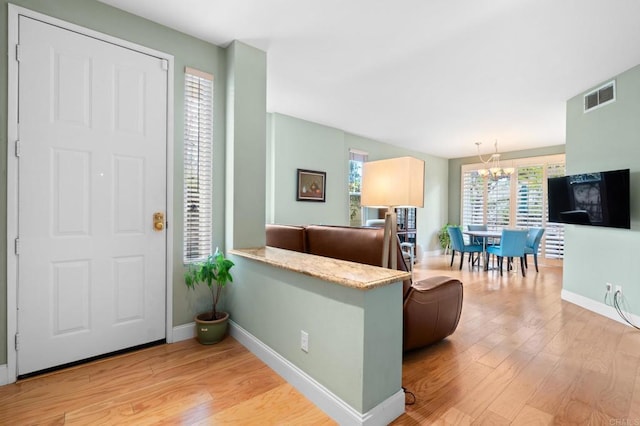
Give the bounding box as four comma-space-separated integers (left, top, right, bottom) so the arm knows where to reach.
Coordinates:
463, 229, 502, 270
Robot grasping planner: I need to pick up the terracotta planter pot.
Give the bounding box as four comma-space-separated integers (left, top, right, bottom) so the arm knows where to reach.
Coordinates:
194, 311, 229, 345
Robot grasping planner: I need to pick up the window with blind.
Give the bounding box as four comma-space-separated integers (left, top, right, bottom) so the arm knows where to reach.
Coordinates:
184, 68, 213, 263
462, 171, 485, 226
544, 163, 566, 259
487, 177, 511, 230
516, 165, 544, 229
349, 150, 368, 226
461, 154, 566, 261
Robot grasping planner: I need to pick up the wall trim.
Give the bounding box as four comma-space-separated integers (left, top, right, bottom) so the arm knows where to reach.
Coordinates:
228, 320, 405, 426
0, 365, 8, 386
561, 289, 640, 326
172, 323, 196, 342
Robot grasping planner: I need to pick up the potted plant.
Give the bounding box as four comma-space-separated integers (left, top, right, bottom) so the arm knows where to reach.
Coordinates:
184, 249, 235, 344
438, 223, 452, 254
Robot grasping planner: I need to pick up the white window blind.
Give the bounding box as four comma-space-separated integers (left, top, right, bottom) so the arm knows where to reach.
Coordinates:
544, 163, 566, 259
486, 176, 511, 230
184, 67, 213, 263
462, 170, 485, 227
516, 165, 544, 229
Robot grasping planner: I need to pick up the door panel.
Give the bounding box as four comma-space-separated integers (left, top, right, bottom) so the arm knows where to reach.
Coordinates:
17, 16, 167, 375
53, 149, 91, 236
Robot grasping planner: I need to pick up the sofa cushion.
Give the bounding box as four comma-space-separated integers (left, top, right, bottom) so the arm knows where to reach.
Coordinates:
305, 225, 385, 266
265, 224, 306, 252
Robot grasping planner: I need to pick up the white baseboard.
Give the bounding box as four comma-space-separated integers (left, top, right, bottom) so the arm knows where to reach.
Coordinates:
228, 320, 404, 426
172, 322, 196, 342
0, 364, 8, 386
561, 289, 640, 326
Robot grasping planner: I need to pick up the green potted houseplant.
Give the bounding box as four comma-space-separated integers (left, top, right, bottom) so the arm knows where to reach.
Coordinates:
184, 249, 235, 344
438, 223, 452, 254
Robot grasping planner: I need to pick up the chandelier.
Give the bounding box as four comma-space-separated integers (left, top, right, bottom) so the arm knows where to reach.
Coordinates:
475, 141, 514, 178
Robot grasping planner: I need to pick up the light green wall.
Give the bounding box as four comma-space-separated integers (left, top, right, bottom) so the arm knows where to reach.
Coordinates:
225, 41, 267, 250
267, 113, 450, 253
0, 0, 226, 364
267, 113, 347, 226
226, 256, 403, 413
229, 51, 402, 416
564, 64, 640, 315
447, 145, 566, 225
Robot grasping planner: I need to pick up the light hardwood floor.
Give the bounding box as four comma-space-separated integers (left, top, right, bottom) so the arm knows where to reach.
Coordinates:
1, 255, 639, 425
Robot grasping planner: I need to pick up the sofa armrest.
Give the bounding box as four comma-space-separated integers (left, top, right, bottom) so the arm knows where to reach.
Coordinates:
403, 276, 463, 351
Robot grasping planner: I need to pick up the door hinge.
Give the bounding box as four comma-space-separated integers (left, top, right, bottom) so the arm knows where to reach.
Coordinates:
15, 140, 21, 157
161, 59, 168, 71
15, 238, 20, 255
15, 333, 20, 351
16, 44, 21, 62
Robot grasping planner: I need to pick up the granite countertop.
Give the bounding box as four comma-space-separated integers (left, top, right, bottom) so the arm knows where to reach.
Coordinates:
230, 246, 410, 290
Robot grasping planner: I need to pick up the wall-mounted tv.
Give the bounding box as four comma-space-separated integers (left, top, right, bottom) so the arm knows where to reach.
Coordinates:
548, 169, 630, 229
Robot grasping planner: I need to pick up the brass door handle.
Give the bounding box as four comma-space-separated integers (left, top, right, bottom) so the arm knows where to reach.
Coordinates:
153, 212, 165, 231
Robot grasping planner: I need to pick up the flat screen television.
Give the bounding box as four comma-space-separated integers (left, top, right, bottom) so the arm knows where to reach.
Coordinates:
547, 168, 630, 229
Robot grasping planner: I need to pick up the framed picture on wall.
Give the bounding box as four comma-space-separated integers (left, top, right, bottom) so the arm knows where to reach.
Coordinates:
296, 169, 326, 202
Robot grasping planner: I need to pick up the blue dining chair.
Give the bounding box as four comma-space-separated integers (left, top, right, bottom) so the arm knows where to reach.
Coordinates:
486, 229, 528, 276
524, 227, 545, 272
466, 224, 487, 245
447, 226, 483, 270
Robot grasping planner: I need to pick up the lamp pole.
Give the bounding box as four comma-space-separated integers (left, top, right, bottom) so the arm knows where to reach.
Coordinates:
382, 206, 398, 270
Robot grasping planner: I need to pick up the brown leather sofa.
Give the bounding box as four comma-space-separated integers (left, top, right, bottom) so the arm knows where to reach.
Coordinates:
266, 224, 463, 351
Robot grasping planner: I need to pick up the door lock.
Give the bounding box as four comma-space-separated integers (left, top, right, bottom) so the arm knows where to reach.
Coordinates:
153, 212, 165, 231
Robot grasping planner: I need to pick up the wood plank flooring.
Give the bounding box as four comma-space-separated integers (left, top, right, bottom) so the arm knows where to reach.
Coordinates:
1, 255, 638, 424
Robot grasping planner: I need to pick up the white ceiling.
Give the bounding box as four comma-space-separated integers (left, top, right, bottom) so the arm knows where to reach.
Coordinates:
99, 0, 640, 158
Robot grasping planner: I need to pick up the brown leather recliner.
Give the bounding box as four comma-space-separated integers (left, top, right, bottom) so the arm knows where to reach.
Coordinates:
265, 224, 463, 351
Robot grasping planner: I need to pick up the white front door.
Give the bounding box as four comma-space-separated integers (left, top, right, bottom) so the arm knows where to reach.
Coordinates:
17, 16, 168, 376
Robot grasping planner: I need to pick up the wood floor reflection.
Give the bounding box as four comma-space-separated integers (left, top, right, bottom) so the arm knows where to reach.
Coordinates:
1, 255, 638, 424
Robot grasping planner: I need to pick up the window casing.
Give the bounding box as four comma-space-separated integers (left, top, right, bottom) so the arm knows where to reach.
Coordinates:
461, 154, 565, 260
183, 68, 213, 263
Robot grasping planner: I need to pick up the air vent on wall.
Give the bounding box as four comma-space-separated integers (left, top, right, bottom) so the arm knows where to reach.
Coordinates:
584, 80, 615, 112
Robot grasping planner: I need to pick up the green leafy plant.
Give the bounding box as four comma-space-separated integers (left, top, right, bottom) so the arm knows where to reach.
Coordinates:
184, 249, 234, 321
438, 223, 452, 250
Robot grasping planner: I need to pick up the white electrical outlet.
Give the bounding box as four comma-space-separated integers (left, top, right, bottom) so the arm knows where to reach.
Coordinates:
300, 330, 309, 353
606, 282, 612, 293
616, 285, 623, 295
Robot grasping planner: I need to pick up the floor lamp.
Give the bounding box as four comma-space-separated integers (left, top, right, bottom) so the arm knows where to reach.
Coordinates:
361, 157, 425, 270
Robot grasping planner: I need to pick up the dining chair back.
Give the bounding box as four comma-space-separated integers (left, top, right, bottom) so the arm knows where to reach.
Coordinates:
447, 226, 483, 270
499, 229, 528, 257
448, 226, 465, 252
524, 227, 545, 272
467, 224, 488, 245
486, 229, 528, 276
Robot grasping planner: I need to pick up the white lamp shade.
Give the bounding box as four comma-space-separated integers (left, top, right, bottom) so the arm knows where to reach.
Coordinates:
361, 156, 425, 208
